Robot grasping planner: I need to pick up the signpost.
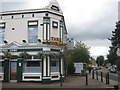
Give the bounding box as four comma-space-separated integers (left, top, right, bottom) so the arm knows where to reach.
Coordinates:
74, 63, 83, 74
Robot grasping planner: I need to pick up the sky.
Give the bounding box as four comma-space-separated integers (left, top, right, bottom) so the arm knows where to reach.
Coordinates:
0, 0, 119, 59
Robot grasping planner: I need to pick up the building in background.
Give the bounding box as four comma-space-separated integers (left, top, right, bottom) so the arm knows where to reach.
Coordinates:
66, 38, 74, 48
0, 0, 67, 82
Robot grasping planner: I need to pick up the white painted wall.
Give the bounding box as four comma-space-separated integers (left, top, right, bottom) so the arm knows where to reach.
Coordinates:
0, 8, 67, 45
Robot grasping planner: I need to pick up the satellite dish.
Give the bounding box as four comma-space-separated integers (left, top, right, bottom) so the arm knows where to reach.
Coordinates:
117, 48, 120, 56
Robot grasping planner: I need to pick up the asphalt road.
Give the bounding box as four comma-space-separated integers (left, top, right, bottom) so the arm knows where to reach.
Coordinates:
97, 70, 119, 81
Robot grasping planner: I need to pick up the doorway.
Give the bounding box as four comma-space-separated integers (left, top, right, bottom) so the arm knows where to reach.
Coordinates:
10, 61, 17, 80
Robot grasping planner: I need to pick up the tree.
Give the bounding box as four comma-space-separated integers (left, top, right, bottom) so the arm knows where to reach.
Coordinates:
107, 21, 120, 65
107, 51, 119, 65
3, 52, 12, 58
64, 41, 90, 75
96, 56, 104, 66
71, 42, 90, 63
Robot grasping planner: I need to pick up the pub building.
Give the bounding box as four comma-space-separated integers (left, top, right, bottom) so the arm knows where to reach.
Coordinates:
0, 0, 67, 82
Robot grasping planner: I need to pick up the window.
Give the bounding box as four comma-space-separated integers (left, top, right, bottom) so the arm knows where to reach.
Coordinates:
51, 59, 59, 72
51, 5, 59, 11
28, 21, 38, 44
0, 23, 5, 44
0, 29, 5, 44
0, 61, 4, 73
52, 21, 58, 28
24, 61, 41, 73
28, 26, 38, 43
26, 61, 40, 67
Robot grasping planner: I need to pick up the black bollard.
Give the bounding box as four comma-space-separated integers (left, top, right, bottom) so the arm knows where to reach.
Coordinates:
86, 73, 88, 86
107, 72, 109, 84
106, 72, 109, 84
101, 72, 103, 82
92, 70, 94, 79
96, 71, 98, 80
114, 85, 118, 90
60, 74, 62, 87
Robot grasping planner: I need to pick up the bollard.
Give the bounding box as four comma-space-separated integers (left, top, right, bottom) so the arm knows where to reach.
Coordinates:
107, 72, 109, 84
86, 73, 88, 86
60, 74, 62, 87
96, 71, 98, 80
106, 72, 109, 84
106, 73, 108, 84
101, 72, 103, 82
114, 85, 118, 90
92, 70, 94, 79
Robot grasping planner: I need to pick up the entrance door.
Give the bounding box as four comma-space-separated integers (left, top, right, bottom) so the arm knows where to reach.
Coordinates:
10, 61, 17, 80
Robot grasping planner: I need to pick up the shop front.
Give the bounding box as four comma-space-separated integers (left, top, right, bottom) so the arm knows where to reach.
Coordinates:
0, 44, 65, 83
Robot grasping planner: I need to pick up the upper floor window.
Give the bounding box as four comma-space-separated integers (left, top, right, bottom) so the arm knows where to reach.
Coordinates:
51, 5, 59, 11
0, 23, 5, 44
28, 21, 38, 44
52, 21, 58, 28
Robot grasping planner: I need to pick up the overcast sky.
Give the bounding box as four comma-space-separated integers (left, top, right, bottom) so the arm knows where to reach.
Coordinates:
0, 0, 119, 59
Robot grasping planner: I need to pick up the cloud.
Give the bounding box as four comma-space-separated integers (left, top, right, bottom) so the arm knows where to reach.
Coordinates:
67, 1, 117, 41
0, 0, 119, 57
0, 2, 31, 11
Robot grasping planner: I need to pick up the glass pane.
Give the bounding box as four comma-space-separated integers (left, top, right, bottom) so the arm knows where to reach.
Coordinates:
23, 61, 41, 73
24, 67, 41, 73
51, 66, 59, 72
28, 26, 38, 43
11, 62, 17, 73
0, 28, 4, 44
27, 61, 40, 67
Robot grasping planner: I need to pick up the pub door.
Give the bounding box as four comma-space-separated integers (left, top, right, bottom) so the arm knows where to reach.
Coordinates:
10, 61, 17, 80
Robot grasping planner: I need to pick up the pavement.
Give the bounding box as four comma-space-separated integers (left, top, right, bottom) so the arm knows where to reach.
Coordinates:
2, 75, 112, 88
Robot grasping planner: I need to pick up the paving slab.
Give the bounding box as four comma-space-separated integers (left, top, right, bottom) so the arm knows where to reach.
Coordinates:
2, 76, 110, 88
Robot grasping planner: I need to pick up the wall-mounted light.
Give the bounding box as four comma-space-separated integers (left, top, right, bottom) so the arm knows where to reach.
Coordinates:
22, 40, 26, 43
38, 39, 41, 43
4, 40, 8, 44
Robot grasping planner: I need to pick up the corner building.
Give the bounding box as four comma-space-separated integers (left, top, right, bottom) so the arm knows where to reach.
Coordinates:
0, 0, 67, 82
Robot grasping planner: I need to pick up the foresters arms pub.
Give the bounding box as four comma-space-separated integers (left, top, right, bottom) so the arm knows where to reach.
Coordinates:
0, 0, 67, 83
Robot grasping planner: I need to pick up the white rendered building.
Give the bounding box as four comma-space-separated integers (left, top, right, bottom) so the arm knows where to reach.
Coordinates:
0, 0, 67, 82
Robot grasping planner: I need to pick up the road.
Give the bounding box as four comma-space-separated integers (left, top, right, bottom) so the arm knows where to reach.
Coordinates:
96, 69, 119, 82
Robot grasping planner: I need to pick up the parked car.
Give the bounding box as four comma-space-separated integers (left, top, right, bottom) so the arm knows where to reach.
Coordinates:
110, 68, 116, 73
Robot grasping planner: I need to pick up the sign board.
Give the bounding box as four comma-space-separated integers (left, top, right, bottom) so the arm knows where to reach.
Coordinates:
74, 63, 83, 74
44, 37, 67, 46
